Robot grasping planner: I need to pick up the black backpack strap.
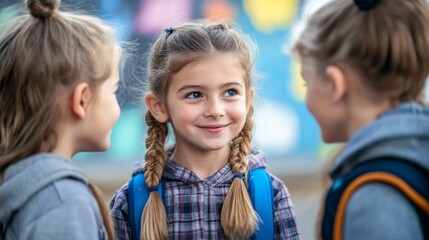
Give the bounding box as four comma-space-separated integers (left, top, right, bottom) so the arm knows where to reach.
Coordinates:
322, 157, 429, 240
334, 171, 429, 240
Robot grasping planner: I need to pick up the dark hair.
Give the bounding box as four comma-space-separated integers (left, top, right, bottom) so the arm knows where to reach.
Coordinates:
142, 21, 258, 239
293, 0, 429, 104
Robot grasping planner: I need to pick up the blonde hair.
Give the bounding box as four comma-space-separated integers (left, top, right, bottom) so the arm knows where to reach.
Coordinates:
0, 0, 122, 238
142, 21, 258, 239
293, 0, 429, 104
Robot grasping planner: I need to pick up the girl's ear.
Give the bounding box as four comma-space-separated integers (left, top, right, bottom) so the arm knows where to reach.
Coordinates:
145, 92, 169, 123
326, 65, 347, 103
71, 82, 91, 119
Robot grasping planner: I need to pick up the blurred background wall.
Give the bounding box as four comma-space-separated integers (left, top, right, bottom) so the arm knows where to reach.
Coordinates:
3, 0, 428, 239
0, 0, 336, 163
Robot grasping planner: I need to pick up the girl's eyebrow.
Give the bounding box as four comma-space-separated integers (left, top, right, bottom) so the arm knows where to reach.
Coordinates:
177, 82, 244, 92
177, 84, 202, 92
222, 82, 244, 88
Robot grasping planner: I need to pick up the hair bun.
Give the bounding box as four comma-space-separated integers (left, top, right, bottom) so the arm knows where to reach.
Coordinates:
353, 0, 380, 11
26, 0, 60, 18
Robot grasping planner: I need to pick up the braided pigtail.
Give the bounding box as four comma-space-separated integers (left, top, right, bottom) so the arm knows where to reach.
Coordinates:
221, 105, 258, 239
88, 183, 115, 240
140, 111, 169, 240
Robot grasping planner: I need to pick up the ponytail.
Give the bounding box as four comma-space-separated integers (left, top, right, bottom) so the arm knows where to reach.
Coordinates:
88, 183, 115, 240
140, 111, 169, 240
221, 105, 259, 239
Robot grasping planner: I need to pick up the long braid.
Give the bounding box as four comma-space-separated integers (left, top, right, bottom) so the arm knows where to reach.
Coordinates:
140, 111, 169, 240
229, 105, 254, 173
221, 105, 258, 239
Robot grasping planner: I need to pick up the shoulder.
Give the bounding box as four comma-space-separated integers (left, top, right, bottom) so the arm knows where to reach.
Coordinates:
344, 182, 424, 240
110, 182, 132, 239
21, 176, 95, 212
264, 171, 301, 239
110, 182, 130, 215
29, 198, 103, 239
53, 177, 93, 200
248, 148, 268, 169
33, 177, 100, 219
247, 149, 291, 200
269, 173, 289, 197
252, 168, 294, 210
10, 178, 104, 239
129, 160, 147, 177
267, 172, 296, 213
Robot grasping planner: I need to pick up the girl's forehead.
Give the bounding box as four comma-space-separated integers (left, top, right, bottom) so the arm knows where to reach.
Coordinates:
168, 54, 246, 88
175, 53, 243, 75
186, 52, 242, 66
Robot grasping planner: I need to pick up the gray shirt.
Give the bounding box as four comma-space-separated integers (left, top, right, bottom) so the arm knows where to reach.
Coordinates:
330, 102, 429, 240
0, 153, 106, 239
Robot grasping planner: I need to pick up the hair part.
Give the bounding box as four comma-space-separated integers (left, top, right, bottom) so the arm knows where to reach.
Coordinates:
293, 0, 429, 104
141, 21, 258, 239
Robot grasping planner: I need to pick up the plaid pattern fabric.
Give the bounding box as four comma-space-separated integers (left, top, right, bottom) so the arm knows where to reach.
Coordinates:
110, 149, 300, 239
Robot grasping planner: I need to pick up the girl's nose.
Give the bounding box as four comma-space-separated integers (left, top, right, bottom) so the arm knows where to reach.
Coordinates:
203, 98, 225, 118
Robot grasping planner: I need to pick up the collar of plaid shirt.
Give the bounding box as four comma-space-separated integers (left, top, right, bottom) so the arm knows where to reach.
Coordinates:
132, 146, 268, 185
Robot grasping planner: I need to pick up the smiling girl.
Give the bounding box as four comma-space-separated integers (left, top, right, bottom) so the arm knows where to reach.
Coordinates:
110, 21, 300, 240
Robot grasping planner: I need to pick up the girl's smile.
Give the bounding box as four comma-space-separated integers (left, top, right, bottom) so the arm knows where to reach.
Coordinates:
197, 123, 231, 133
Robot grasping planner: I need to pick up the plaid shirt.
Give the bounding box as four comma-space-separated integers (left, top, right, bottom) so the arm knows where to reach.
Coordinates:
110, 148, 300, 239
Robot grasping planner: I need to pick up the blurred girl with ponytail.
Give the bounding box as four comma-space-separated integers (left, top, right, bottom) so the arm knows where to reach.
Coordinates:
292, 0, 429, 239
110, 21, 300, 240
0, 0, 125, 239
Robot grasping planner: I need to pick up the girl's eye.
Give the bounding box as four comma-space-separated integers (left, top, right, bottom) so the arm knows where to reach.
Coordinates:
185, 92, 202, 99
224, 89, 237, 97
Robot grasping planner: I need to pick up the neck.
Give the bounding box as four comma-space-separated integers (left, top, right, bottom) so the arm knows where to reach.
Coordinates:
51, 143, 74, 159
171, 144, 230, 179
346, 98, 393, 139
51, 127, 75, 159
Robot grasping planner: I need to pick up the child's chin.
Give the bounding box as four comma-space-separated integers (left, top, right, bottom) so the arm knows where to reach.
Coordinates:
322, 134, 346, 144
93, 142, 111, 152
99, 144, 111, 152
321, 134, 338, 144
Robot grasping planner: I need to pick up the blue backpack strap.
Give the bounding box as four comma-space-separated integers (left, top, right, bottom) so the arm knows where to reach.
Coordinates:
129, 169, 274, 240
248, 168, 274, 240
127, 173, 164, 240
